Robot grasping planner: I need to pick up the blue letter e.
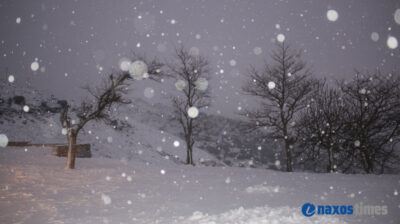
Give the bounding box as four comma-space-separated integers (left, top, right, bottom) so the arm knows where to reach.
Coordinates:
302, 203, 316, 217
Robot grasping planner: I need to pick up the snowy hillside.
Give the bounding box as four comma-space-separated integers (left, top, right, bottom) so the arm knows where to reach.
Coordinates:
0, 146, 399, 223
1, 85, 278, 168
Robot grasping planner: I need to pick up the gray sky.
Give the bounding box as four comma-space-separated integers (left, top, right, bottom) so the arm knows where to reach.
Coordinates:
1, 0, 399, 117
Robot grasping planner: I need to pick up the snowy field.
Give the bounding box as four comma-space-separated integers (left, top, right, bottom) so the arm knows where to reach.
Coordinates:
0, 146, 399, 224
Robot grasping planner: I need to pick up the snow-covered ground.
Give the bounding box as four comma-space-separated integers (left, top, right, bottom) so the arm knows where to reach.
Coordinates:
0, 146, 399, 224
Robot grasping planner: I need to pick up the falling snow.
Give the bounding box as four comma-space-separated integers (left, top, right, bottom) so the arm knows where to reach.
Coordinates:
31, 61, 39, 71
23, 105, 30, 112
173, 140, 180, 147
267, 81, 276, 89
129, 60, 148, 80
194, 78, 208, 91
187, 106, 199, 118
107, 136, 113, 143
394, 9, 400, 25
0, 134, 9, 147
277, 34, 285, 42
8, 75, 15, 83
387, 36, 398, 49
253, 47, 262, 55
327, 9, 339, 22
371, 32, 379, 42
119, 58, 131, 71
101, 194, 112, 205
175, 79, 186, 91
0, 1, 399, 223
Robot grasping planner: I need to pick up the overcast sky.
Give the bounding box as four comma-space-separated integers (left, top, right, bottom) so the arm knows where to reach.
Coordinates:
1, 0, 399, 117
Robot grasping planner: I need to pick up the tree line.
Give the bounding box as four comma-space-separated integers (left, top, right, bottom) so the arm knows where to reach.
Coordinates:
242, 43, 400, 174
60, 44, 400, 174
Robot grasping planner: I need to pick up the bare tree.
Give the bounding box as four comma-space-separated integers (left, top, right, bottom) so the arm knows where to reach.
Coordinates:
339, 71, 400, 173
295, 71, 400, 174
168, 46, 211, 165
60, 56, 164, 169
60, 73, 131, 169
242, 43, 317, 172
296, 81, 347, 172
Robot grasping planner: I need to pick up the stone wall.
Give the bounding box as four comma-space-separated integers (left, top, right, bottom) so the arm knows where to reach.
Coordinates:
52, 144, 92, 158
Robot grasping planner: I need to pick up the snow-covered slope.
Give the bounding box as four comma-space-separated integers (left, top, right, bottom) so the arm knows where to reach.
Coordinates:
0, 146, 399, 224
0, 83, 222, 166
1, 84, 278, 168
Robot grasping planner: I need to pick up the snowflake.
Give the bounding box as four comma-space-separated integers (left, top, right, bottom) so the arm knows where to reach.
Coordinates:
277, 34, 285, 42
0, 134, 9, 147
387, 36, 398, 49
187, 106, 199, 118
326, 9, 339, 22
253, 47, 262, 55
31, 61, 39, 71
101, 194, 112, 205
23, 105, 30, 112
371, 32, 379, 42
107, 136, 113, 143
267, 81, 276, 89
129, 60, 148, 80
195, 78, 208, 91
119, 58, 131, 71
394, 9, 400, 25
173, 140, 180, 147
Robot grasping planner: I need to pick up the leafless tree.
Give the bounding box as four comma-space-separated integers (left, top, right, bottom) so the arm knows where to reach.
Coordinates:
60, 73, 130, 169
60, 56, 164, 169
168, 46, 211, 165
296, 81, 347, 172
338, 71, 400, 173
241, 43, 318, 172
295, 71, 400, 174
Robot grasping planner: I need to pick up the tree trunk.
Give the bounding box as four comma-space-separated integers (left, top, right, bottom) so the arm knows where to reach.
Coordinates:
66, 130, 77, 169
186, 147, 190, 164
327, 147, 333, 173
284, 139, 292, 172
189, 147, 193, 165
186, 140, 194, 165
185, 121, 195, 165
360, 147, 373, 173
